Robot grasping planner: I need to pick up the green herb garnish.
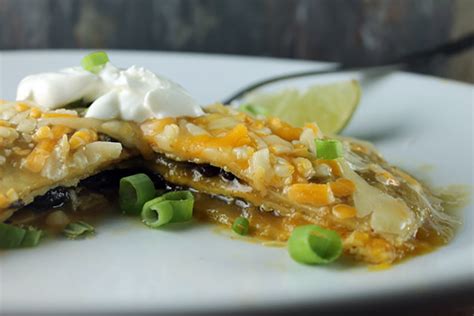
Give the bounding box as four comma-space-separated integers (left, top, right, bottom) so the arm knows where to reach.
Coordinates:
63, 221, 95, 239
288, 225, 342, 265
141, 191, 194, 228
238, 104, 269, 117
119, 173, 156, 215
315, 139, 343, 160
232, 216, 249, 235
81, 51, 110, 74
0, 223, 42, 248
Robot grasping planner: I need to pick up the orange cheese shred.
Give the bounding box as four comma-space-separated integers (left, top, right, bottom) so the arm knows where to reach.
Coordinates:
330, 178, 356, 197
192, 124, 251, 148
287, 183, 335, 206
332, 204, 357, 219
267, 117, 302, 141
41, 112, 78, 119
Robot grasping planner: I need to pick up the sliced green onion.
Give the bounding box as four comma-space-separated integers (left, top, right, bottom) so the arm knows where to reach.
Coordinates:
0, 223, 43, 248
315, 139, 344, 160
232, 216, 249, 235
288, 224, 342, 265
161, 191, 194, 223
63, 221, 95, 239
81, 51, 110, 74
142, 199, 174, 228
239, 104, 269, 117
119, 173, 156, 215
21, 228, 43, 247
0, 223, 26, 248
141, 190, 194, 228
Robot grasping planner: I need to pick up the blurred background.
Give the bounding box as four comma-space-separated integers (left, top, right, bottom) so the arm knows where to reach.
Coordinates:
0, 0, 473, 83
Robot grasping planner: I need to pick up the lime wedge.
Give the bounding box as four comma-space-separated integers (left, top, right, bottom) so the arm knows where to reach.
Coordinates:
242, 80, 361, 134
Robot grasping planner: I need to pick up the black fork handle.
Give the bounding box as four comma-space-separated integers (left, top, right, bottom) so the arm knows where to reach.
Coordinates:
222, 33, 474, 105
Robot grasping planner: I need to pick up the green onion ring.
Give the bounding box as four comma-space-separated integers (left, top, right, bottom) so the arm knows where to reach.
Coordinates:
239, 104, 269, 117
63, 221, 95, 239
160, 191, 194, 223
141, 190, 194, 228
142, 199, 174, 228
0, 223, 27, 248
119, 173, 156, 215
232, 216, 249, 235
21, 228, 43, 247
81, 51, 110, 74
288, 225, 343, 265
0, 223, 43, 249
315, 139, 344, 160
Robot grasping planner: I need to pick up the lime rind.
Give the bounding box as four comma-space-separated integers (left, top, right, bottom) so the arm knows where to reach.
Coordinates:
243, 80, 361, 134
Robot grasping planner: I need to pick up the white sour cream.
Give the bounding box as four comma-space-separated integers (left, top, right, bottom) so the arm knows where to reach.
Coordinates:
16, 63, 203, 122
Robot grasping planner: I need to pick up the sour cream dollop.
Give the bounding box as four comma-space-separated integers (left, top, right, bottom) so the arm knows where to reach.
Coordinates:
16, 63, 204, 122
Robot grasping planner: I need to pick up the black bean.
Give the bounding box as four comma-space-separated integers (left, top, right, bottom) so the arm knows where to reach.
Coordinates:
147, 172, 167, 189
32, 187, 70, 211
79, 169, 123, 191
9, 199, 25, 209
220, 170, 236, 181
80, 168, 167, 191
195, 164, 220, 177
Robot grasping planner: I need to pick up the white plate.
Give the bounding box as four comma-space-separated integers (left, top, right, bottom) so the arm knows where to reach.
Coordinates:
0, 50, 473, 314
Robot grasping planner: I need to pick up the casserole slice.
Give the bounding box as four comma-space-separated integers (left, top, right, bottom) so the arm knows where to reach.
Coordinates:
0, 101, 146, 223
137, 104, 456, 264
1, 100, 455, 264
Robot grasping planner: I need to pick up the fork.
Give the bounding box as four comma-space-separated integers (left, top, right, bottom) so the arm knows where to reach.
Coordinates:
223, 33, 474, 105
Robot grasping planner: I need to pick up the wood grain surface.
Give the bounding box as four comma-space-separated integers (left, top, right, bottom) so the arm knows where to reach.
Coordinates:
0, 0, 472, 82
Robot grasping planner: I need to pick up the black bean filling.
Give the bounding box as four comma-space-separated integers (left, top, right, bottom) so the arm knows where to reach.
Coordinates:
32, 187, 71, 211
8, 199, 25, 209
191, 163, 237, 182
194, 164, 220, 177
11, 162, 239, 212
220, 170, 236, 181
80, 168, 167, 193
12, 168, 167, 212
